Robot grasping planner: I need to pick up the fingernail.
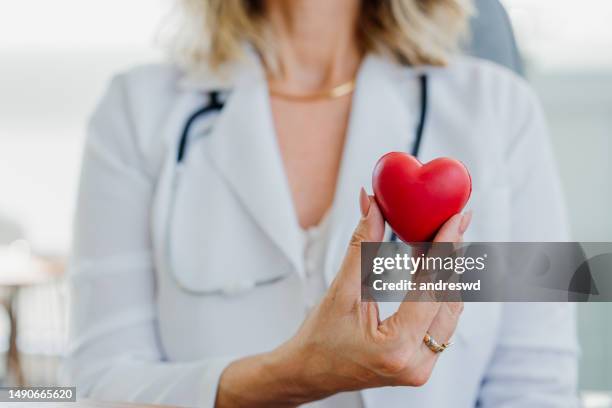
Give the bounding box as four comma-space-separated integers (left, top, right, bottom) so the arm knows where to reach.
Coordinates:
359, 187, 371, 217
459, 210, 473, 234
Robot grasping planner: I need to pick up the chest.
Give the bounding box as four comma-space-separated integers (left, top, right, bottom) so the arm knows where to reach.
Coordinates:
270, 97, 353, 228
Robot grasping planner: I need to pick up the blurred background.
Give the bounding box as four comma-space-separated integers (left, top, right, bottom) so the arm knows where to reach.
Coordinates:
0, 0, 610, 404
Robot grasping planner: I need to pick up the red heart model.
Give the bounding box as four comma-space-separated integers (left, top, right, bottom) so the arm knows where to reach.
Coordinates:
372, 152, 472, 242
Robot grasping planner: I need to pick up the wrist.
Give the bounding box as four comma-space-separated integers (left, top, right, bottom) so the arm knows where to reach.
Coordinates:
264, 340, 331, 405
216, 342, 325, 408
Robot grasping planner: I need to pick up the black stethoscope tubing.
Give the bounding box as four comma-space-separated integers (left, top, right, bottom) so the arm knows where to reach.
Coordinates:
177, 75, 428, 163
389, 74, 428, 242
176, 74, 428, 246
177, 91, 224, 163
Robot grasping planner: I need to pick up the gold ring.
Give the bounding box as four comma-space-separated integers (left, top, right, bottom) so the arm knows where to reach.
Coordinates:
423, 333, 451, 354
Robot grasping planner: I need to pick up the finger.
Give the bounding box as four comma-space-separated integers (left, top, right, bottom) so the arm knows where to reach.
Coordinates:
421, 212, 468, 347
332, 188, 385, 295
433, 212, 469, 243
389, 300, 463, 387
420, 301, 463, 357
384, 300, 441, 343
414, 212, 470, 299
390, 212, 471, 334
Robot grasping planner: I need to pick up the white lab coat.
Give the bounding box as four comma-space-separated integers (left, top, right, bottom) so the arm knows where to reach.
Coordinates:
63, 52, 579, 407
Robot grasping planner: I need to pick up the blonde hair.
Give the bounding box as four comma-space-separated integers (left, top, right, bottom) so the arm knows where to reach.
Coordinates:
164, 0, 473, 72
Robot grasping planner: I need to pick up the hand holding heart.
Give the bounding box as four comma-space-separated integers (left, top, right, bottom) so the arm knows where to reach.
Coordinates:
216, 189, 472, 407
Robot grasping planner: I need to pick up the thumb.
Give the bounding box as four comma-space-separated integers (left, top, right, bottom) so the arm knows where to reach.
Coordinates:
334, 188, 386, 291
352, 187, 386, 247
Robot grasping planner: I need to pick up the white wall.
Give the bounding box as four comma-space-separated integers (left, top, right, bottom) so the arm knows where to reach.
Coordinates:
509, 0, 612, 392
531, 70, 612, 242
0, 1, 167, 253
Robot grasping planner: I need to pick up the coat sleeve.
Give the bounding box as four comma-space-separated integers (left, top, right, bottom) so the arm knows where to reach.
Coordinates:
60, 74, 233, 407
477, 79, 580, 407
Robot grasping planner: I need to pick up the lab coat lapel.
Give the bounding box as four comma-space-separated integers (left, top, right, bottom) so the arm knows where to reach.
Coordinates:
201, 64, 304, 276
324, 55, 421, 284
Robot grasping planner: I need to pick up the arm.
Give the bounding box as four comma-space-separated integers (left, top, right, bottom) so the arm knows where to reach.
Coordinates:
477, 82, 579, 407
61, 75, 232, 407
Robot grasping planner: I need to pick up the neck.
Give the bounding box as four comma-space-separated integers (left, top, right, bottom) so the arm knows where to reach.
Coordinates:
265, 0, 362, 92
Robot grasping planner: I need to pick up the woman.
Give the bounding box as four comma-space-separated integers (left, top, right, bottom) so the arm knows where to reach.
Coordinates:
64, 0, 578, 406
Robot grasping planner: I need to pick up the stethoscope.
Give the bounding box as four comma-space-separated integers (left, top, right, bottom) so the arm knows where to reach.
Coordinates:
163, 74, 428, 295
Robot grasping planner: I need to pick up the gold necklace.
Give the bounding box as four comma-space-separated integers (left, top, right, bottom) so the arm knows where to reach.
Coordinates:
269, 79, 356, 102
